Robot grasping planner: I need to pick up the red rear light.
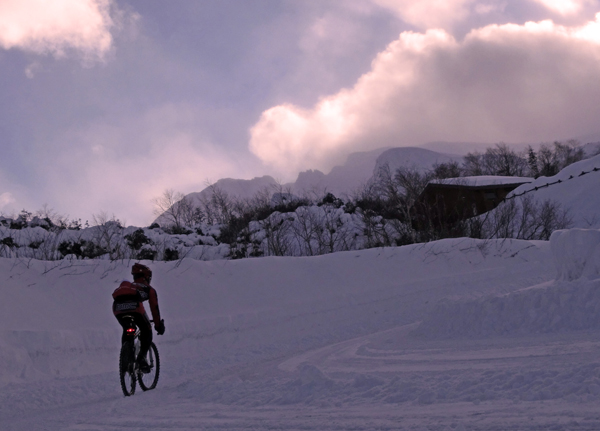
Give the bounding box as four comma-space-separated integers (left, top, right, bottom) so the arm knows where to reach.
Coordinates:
126, 328, 136, 334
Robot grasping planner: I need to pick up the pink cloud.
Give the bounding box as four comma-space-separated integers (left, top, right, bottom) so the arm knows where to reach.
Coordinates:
0, 0, 116, 59
249, 15, 600, 178
531, 0, 594, 15
41, 104, 253, 226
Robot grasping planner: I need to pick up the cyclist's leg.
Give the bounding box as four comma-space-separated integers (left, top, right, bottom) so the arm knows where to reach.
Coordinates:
134, 313, 153, 362
115, 313, 132, 345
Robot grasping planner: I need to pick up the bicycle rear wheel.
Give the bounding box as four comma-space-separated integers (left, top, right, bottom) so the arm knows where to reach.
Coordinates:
138, 342, 160, 391
119, 341, 136, 396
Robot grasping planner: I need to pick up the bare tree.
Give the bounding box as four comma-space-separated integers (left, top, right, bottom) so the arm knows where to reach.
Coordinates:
291, 207, 321, 256
349, 181, 395, 247
199, 184, 234, 225
462, 152, 484, 176
555, 140, 585, 171
482, 143, 528, 176
432, 161, 462, 179
261, 213, 293, 256
528, 140, 585, 178
481, 198, 519, 239
529, 198, 572, 240
481, 195, 571, 240
464, 144, 528, 177
372, 163, 403, 206
314, 206, 353, 255
153, 189, 195, 231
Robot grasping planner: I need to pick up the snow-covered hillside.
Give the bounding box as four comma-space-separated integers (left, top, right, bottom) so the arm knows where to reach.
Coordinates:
3, 229, 600, 429
500, 154, 600, 229
179, 175, 279, 210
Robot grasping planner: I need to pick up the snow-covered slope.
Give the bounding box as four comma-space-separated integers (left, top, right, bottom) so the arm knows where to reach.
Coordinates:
0, 238, 552, 392
415, 228, 600, 339
5, 230, 600, 428
504, 154, 600, 228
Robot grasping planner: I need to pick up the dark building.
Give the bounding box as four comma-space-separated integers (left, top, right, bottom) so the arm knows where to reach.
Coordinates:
418, 176, 533, 224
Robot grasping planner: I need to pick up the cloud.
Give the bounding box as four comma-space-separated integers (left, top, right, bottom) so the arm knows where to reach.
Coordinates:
0, 0, 116, 59
0, 192, 16, 211
532, 0, 594, 15
80, 138, 239, 226
249, 14, 600, 178
39, 104, 257, 226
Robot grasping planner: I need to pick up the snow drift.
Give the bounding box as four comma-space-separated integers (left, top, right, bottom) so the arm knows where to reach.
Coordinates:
415, 228, 600, 338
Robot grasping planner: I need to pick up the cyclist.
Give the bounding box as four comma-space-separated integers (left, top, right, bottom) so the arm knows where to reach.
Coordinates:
112, 263, 165, 373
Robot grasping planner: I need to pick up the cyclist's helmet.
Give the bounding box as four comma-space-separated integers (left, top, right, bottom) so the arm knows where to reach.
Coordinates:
131, 263, 152, 283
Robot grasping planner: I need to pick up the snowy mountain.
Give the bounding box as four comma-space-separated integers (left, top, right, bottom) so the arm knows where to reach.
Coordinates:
161, 140, 600, 224
178, 175, 279, 208
372, 146, 462, 174
169, 146, 462, 210
174, 139, 598, 214
290, 147, 391, 197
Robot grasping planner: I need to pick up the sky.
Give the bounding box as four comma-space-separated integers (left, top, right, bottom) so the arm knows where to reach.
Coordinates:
0, 0, 599, 227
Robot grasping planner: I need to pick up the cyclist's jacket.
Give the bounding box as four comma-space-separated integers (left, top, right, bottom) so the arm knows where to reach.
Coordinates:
112, 280, 161, 323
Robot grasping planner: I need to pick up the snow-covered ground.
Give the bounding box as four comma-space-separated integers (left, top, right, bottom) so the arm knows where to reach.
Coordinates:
2, 229, 600, 430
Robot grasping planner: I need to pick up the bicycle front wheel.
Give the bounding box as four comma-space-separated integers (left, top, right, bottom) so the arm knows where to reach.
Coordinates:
119, 341, 136, 396
138, 342, 160, 391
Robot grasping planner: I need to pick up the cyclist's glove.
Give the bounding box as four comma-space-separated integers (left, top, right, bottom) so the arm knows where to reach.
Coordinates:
155, 319, 165, 335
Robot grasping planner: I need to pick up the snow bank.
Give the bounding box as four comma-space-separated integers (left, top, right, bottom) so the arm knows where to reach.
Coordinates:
414, 278, 600, 338
0, 237, 553, 386
551, 228, 600, 281
415, 228, 600, 338
0, 329, 118, 385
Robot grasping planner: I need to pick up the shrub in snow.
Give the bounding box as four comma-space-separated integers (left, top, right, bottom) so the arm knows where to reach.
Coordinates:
124, 228, 153, 251
479, 194, 572, 240
57, 239, 106, 260
1, 236, 16, 248
136, 246, 157, 261
163, 247, 179, 261
234, 204, 367, 258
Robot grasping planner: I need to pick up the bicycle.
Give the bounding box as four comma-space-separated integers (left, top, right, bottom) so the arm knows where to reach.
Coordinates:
118, 316, 160, 396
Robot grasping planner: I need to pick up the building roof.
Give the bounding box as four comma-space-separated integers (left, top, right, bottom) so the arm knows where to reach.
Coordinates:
427, 176, 534, 189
